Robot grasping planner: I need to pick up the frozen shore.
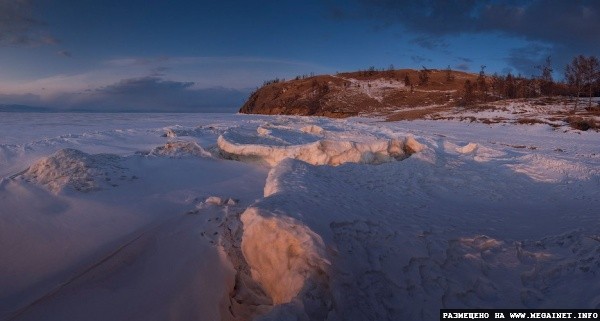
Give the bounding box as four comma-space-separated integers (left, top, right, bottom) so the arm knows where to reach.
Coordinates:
1, 112, 599, 321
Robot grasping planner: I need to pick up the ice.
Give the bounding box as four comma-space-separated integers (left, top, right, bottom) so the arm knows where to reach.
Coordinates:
147, 141, 212, 158
1, 112, 599, 321
240, 207, 329, 304
217, 124, 424, 166
456, 142, 478, 154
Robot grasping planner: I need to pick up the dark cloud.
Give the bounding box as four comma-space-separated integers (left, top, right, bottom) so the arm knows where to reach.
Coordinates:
342, 0, 600, 45
78, 77, 249, 112
457, 57, 473, 63
332, 0, 600, 73
341, 0, 478, 34
479, 1, 600, 49
0, 0, 57, 46
506, 44, 552, 77
0, 77, 250, 112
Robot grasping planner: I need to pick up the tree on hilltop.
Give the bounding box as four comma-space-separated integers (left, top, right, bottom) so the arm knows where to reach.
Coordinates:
462, 80, 475, 106
477, 65, 488, 101
505, 73, 517, 99
418, 66, 430, 86
445, 65, 455, 83
583, 56, 599, 108
536, 56, 554, 96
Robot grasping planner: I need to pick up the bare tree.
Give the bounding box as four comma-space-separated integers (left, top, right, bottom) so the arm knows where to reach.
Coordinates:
565, 55, 588, 110
536, 56, 554, 96
477, 65, 488, 101
491, 73, 504, 98
462, 80, 475, 106
404, 74, 411, 87
367, 66, 376, 76
419, 66, 430, 86
505, 73, 517, 99
445, 65, 455, 83
583, 56, 599, 108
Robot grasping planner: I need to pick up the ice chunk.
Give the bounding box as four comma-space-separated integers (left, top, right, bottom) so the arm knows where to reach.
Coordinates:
456, 142, 478, 154
149, 141, 212, 158
240, 208, 329, 304
300, 125, 324, 135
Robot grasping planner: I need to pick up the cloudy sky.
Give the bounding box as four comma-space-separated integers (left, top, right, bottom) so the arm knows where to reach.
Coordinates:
0, 0, 598, 112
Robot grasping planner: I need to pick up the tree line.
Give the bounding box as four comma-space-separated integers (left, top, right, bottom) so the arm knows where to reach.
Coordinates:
461, 55, 600, 109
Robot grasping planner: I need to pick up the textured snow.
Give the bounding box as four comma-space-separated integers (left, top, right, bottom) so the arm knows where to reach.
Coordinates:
148, 141, 212, 158
1, 112, 599, 321
217, 123, 423, 166
20, 148, 128, 193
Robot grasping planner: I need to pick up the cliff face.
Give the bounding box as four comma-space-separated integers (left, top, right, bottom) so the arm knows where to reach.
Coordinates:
239, 69, 479, 118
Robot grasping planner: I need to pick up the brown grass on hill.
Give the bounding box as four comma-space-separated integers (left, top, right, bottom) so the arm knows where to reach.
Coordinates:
565, 116, 599, 131
240, 69, 481, 117
386, 106, 453, 121
516, 118, 549, 125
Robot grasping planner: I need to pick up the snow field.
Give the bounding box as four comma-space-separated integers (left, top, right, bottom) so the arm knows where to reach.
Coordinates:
0, 113, 598, 320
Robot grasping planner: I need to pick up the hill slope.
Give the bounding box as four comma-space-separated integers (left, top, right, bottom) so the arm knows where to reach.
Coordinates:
239, 69, 479, 117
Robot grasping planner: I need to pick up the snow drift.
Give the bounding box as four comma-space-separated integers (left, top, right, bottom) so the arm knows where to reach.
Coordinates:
19, 148, 129, 193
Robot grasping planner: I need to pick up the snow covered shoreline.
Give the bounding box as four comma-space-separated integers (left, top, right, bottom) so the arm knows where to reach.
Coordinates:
1, 112, 599, 320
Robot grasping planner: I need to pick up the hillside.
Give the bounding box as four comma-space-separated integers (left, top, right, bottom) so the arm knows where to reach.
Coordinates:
239, 69, 479, 118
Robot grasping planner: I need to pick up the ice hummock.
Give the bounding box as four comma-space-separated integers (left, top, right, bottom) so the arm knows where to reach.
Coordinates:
19, 148, 130, 193
217, 123, 424, 166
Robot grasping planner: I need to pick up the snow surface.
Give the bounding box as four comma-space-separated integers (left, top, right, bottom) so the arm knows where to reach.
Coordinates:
1, 112, 599, 321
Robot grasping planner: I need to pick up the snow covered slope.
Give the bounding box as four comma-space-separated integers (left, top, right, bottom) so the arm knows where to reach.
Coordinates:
0, 112, 598, 321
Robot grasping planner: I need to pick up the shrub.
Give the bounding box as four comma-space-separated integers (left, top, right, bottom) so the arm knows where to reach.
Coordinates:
565, 116, 598, 131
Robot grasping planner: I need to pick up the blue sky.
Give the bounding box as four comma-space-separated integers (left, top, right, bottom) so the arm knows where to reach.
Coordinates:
0, 0, 598, 112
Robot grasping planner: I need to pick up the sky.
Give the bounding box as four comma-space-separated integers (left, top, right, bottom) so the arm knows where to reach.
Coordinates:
0, 0, 598, 112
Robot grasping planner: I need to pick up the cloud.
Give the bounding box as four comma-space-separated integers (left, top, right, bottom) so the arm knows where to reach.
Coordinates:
506, 43, 552, 77
410, 35, 448, 51
332, 0, 600, 73
0, 54, 333, 112
478, 1, 600, 49
342, 0, 600, 45
0, 76, 250, 112
104, 56, 326, 69
411, 55, 432, 64
341, 0, 480, 35
0, 0, 57, 46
